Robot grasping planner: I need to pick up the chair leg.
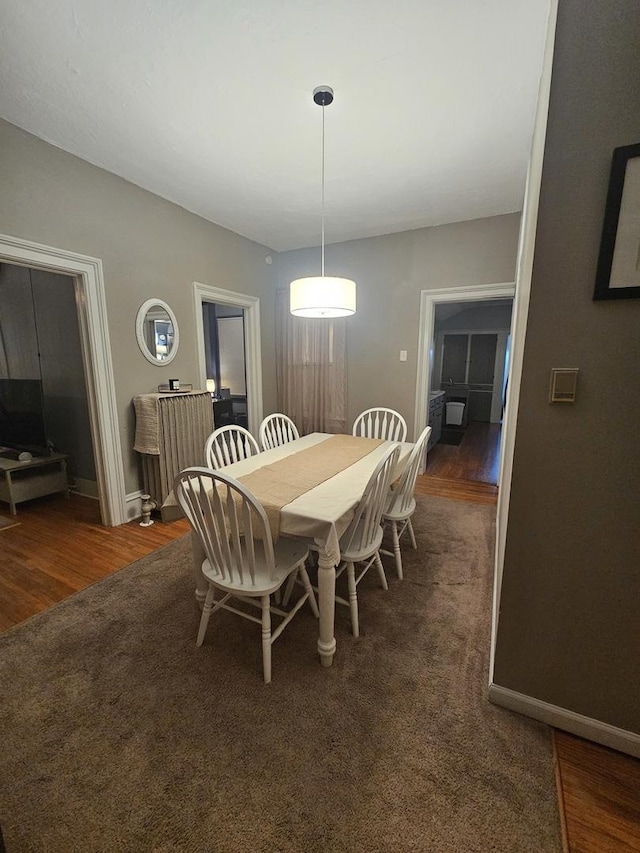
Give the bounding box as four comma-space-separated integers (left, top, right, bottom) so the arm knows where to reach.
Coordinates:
196, 585, 215, 646
261, 595, 272, 684
281, 571, 297, 607
390, 521, 403, 580
299, 565, 319, 617
374, 552, 389, 589
407, 517, 417, 550
346, 562, 359, 638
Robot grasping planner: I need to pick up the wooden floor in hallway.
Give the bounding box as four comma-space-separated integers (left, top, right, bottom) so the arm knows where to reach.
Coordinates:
416, 420, 500, 504
0, 493, 189, 632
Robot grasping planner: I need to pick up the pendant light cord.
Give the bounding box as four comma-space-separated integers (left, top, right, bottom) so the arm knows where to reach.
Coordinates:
321, 102, 325, 277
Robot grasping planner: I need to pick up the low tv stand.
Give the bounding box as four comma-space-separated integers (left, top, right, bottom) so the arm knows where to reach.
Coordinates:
0, 452, 68, 515
0, 449, 22, 461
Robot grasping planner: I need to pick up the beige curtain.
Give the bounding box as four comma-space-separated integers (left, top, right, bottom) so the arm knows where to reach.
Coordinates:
275, 288, 347, 434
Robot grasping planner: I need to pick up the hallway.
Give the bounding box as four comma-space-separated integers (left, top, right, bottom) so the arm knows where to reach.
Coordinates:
416, 421, 501, 504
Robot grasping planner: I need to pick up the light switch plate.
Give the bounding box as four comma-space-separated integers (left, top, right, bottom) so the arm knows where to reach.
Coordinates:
549, 368, 579, 403
399, 350, 407, 362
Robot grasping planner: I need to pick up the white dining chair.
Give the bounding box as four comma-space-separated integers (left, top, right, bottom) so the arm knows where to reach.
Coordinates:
174, 467, 318, 684
259, 413, 300, 451
380, 425, 432, 580
310, 443, 400, 638
352, 407, 407, 442
205, 425, 260, 469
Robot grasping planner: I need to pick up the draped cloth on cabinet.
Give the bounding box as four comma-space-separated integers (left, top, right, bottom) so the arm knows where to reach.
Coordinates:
275, 289, 347, 435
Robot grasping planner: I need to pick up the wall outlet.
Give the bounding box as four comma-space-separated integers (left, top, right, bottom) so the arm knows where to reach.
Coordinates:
399, 350, 408, 362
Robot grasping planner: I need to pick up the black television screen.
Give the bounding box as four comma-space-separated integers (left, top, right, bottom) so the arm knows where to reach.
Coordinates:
0, 378, 49, 454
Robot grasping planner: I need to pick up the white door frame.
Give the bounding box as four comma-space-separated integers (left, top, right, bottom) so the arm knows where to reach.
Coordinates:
413, 282, 516, 442
193, 282, 263, 437
488, 0, 559, 684
0, 233, 126, 526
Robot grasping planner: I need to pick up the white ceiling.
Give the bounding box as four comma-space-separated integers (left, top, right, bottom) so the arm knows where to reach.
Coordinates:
0, 1, 550, 252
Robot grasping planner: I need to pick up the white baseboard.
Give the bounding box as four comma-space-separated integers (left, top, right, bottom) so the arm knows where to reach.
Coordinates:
489, 684, 640, 758
125, 490, 143, 522
70, 477, 99, 499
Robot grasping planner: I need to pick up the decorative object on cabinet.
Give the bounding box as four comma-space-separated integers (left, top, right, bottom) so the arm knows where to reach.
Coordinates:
157, 382, 193, 393
135, 299, 180, 364
594, 142, 640, 300
133, 391, 212, 507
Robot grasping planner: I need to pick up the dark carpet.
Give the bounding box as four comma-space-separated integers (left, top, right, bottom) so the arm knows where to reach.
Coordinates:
0, 496, 560, 852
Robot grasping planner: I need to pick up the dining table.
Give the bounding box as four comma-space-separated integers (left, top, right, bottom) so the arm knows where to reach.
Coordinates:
161, 432, 414, 668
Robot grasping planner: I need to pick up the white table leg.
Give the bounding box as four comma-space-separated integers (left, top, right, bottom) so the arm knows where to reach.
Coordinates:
317, 550, 337, 667
190, 530, 208, 608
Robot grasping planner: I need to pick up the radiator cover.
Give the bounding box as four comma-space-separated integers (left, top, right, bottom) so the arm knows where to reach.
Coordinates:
136, 392, 213, 507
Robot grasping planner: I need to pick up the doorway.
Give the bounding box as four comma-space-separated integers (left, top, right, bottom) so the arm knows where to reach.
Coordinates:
202, 302, 248, 429
0, 233, 125, 526
193, 282, 263, 438
0, 263, 98, 503
413, 283, 515, 494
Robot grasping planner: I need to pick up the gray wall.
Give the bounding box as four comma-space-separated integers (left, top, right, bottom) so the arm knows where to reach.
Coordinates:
0, 118, 277, 494
493, 0, 640, 733
276, 214, 520, 433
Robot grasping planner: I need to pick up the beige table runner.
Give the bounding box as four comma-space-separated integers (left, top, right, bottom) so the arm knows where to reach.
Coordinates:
238, 434, 383, 540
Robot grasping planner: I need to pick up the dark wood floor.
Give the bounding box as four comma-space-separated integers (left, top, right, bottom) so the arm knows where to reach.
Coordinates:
416, 420, 500, 504
0, 493, 189, 632
426, 420, 502, 483
554, 731, 640, 852
1, 457, 639, 852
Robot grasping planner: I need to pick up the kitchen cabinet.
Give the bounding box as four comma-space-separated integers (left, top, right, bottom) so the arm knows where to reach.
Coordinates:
427, 392, 445, 451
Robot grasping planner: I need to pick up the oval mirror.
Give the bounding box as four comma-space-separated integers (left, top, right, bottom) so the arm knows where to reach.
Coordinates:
135, 299, 180, 365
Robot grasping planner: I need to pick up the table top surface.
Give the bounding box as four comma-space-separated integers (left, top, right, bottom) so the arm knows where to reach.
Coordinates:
0, 451, 68, 472
212, 432, 414, 562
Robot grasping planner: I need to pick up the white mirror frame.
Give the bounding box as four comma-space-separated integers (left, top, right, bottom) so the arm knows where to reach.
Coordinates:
135, 298, 180, 365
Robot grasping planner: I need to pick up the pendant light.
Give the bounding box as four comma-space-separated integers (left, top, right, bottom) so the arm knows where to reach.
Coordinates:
290, 86, 356, 318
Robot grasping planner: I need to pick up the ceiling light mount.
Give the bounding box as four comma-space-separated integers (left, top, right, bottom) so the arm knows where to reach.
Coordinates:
290, 86, 356, 318
312, 85, 334, 107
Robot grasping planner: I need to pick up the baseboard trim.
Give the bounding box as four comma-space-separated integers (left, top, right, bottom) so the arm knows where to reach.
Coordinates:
489, 684, 640, 759
70, 477, 99, 499
125, 490, 143, 522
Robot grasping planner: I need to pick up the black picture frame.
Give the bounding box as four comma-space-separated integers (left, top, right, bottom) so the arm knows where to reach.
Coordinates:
594, 143, 640, 300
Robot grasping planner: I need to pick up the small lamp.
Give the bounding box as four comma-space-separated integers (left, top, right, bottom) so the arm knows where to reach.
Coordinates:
206, 378, 216, 397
